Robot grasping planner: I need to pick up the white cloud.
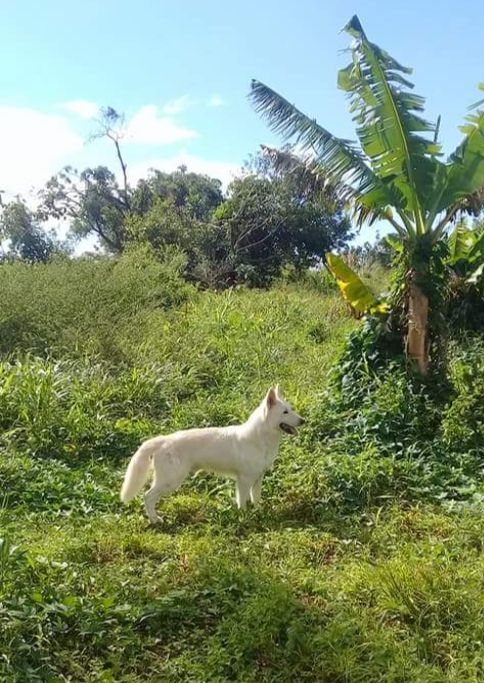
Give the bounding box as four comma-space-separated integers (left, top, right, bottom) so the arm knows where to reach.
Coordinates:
129, 153, 241, 190
0, 101, 230, 211
162, 95, 192, 115
62, 99, 99, 119
0, 106, 84, 198
124, 105, 198, 145
207, 94, 225, 108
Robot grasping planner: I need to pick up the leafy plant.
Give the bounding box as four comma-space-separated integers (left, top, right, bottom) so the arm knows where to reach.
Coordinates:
446, 222, 484, 329
326, 252, 388, 317
250, 15, 484, 373
447, 222, 484, 275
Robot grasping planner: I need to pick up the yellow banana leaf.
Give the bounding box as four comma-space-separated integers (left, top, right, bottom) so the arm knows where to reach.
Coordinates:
326, 253, 388, 315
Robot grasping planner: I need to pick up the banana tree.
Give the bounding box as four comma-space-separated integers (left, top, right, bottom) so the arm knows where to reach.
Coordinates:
447, 221, 484, 276
249, 15, 484, 374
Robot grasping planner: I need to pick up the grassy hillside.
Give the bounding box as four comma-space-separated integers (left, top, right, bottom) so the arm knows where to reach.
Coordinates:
0, 253, 483, 682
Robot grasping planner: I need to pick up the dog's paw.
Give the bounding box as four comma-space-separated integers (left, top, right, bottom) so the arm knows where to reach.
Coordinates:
148, 515, 163, 526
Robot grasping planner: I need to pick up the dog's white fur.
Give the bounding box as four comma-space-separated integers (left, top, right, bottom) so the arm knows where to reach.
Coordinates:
120, 385, 303, 524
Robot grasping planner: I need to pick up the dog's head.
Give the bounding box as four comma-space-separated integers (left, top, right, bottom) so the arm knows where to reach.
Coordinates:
264, 385, 304, 436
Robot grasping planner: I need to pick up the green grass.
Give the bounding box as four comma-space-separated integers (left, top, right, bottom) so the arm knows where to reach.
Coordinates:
1, 471, 483, 682
0, 258, 483, 681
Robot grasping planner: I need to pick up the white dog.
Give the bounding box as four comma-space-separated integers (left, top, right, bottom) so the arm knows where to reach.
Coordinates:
120, 385, 304, 524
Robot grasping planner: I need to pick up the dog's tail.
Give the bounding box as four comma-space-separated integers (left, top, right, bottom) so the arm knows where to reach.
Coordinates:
120, 442, 154, 503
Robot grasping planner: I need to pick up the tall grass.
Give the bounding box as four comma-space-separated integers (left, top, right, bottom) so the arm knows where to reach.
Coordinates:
0, 252, 483, 681
0, 244, 192, 358
0, 276, 354, 460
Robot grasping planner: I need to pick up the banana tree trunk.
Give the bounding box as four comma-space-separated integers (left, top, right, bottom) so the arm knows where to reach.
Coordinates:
406, 277, 429, 375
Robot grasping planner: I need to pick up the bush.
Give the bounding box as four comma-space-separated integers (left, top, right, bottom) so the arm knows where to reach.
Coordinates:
0, 244, 192, 358
0, 356, 165, 460
0, 284, 352, 463
442, 339, 484, 452
301, 322, 484, 505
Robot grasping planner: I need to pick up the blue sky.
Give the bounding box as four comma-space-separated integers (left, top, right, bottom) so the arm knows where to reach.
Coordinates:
1, 0, 483, 244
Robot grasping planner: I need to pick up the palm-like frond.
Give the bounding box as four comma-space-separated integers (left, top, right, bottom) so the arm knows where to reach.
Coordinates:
428, 92, 484, 240
250, 81, 380, 198
438, 105, 484, 214
339, 16, 442, 230
250, 81, 406, 228
250, 17, 484, 244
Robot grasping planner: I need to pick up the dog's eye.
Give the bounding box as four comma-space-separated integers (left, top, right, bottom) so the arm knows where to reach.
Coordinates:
283, 410, 288, 414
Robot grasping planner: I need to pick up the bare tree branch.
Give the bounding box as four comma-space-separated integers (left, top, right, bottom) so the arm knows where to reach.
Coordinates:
89, 107, 131, 210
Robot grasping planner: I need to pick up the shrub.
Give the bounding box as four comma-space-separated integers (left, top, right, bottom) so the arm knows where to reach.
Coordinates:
0, 244, 192, 357
0, 356, 164, 460
301, 322, 484, 505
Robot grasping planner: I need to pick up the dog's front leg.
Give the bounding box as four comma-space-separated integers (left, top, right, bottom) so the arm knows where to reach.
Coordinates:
250, 476, 263, 506
235, 477, 251, 509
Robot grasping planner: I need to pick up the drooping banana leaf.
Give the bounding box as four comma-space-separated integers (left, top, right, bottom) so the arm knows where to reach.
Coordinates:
326, 253, 388, 315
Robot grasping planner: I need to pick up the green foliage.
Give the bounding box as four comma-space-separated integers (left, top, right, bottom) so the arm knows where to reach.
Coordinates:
445, 221, 484, 330
279, 264, 337, 296
303, 321, 483, 505
0, 199, 67, 263
213, 168, 351, 287
446, 221, 484, 278
250, 15, 484, 371
0, 244, 192, 356
38, 164, 224, 256
0, 356, 163, 460
126, 198, 226, 287
442, 339, 484, 451
39, 165, 130, 253
0, 264, 482, 680
0, 283, 352, 460
134, 166, 224, 221
37, 154, 351, 290
125, 152, 352, 289
1, 479, 483, 681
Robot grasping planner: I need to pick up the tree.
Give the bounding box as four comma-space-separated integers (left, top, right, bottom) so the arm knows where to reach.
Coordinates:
125, 167, 226, 286
126, 197, 223, 283
214, 160, 351, 286
38, 107, 132, 253
38, 165, 129, 253
253, 147, 352, 262
0, 199, 64, 263
250, 15, 484, 373
39, 162, 224, 255
135, 166, 223, 221
89, 107, 130, 211
126, 152, 351, 288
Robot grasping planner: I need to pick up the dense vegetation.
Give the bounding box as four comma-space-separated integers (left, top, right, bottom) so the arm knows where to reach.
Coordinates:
0, 16, 483, 683
0, 248, 483, 682
1, 133, 352, 289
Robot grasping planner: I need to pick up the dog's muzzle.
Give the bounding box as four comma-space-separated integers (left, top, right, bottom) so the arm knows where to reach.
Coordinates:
279, 419, 303, 436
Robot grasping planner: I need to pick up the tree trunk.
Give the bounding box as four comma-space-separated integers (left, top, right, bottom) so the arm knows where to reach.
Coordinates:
406, 277, 429, 374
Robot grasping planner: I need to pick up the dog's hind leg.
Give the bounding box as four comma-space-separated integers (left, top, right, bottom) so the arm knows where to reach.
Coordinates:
144, 483, 168, 525
235, 476, 252, 510
144, 454, 189, 524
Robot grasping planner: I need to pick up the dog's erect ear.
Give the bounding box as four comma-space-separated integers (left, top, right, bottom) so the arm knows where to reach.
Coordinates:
266, 387, 277, 409
275, 384, 283, 399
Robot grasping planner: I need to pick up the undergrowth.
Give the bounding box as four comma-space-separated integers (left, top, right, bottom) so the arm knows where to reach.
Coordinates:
0, 251, 482, 681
